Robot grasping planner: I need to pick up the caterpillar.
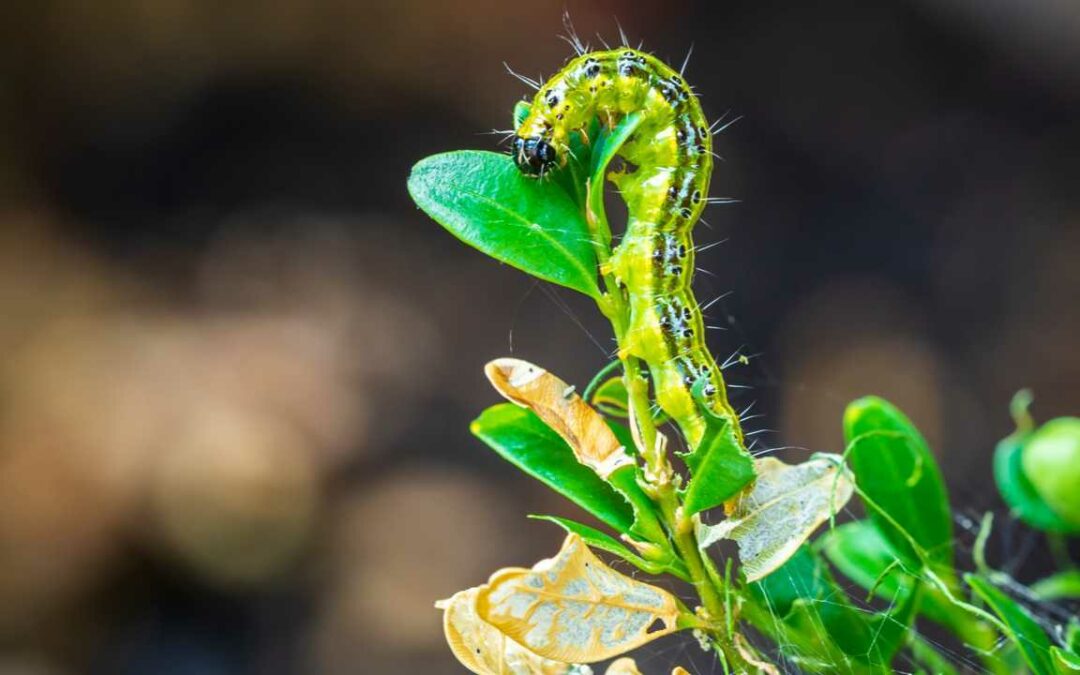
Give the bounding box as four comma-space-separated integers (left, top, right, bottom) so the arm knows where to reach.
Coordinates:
511, 46, 742, 449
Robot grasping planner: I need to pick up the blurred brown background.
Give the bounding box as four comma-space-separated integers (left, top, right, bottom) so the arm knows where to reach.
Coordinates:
0, 1, 1078, 673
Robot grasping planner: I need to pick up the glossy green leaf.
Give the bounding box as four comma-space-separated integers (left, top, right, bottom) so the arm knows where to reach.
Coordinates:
844, 397, 953, 570
471, 403, 634, 534
512, 100, 531, 130
591, 376, 630, 417
680, 385, 755, 516
552, 116, 601, 210
529, 515, 689, 582
749, 545, 826, 618
1022, 417, 1080, 528
994, 434, 1077, 534
1030, 570, 1080, 601
1053, 647, 1080, 672
408, 151, 600, 298
819, 520, 957, 627
587, 112, 645, 249
750, 546, 916, 671
606, 464, 668, 544
966, 574, 1055, 675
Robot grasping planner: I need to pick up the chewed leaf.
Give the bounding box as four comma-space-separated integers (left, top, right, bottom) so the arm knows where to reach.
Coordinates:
604, 658, 643, 674
696, 454, 854, 582
486, 358, 634, 479
477, 534, 683, 663
438, 586, 578, 675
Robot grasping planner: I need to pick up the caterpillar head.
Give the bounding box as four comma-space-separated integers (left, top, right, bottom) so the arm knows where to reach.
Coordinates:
512, 135, 557, 177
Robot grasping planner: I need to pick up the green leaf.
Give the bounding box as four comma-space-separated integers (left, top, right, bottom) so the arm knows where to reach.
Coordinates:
749, 545, 826, 618
844, 397, 953, 571
750, 546, 916, 671
471, 404, 635, 534
1030, 569, 1080, 601
408, 150, 600, 298
587, 112, 645, 249
995, 433, 1080, 535
512, 100, 531, 130
590, 376, 630, 417
1022, 417, 1080, 528
606, 464, 669, 545
819, 520, 955, 628
966, 574, 1056, 675
529, 515, 690, 582
552, 116, 601, 210
1053, 647, 1080, 672
680, 386, 755, 516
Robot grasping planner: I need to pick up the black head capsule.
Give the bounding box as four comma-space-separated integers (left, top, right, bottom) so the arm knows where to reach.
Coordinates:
513, 136, 557, 176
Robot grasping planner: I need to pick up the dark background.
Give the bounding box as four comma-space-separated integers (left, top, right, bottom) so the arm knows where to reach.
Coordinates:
1, 1, 1077, 673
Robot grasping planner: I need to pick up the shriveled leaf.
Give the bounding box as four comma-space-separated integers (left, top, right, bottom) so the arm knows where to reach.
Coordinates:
408, 151, 600, 298
484, 359, 666, 544
680, 382, 755, 516
966, 574, 1055, 675
530, 515, 690, 582
605, 658, 643, 674
844, 397, 953, 571
486, 358, 634, 478
478, 534, 684, 663
472, 404, 635, 535
438, 586, 577, 675
1030, 569, 1080, 601
697, 454, 854, 582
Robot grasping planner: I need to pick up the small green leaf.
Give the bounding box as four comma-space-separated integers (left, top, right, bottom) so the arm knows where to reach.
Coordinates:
751, 546, 916, 670
966, 574, 1056, 675
1022, 417, 1080, 527
587, 112, 645, 249
1030, 569, 1080, 601
844, 397, 953, 571
591, 376, 630, 417
1053, 647, 1080, 672
552, 117, 601, 210
749, 546, 826, 618
529, 515, 690, 582
512, 100, 531, 130
680, 386, 755, 516
471, 404, 635, 535
994, 434, 1077, 534
408, 151, 600, 298
606, 464, 668, 544
819, 520, 954, 628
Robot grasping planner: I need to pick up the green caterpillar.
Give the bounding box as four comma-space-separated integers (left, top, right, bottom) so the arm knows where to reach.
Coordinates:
512, 47, 742, 449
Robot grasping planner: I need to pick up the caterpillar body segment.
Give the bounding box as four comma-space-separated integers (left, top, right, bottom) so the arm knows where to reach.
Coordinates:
513, 48, 742, 449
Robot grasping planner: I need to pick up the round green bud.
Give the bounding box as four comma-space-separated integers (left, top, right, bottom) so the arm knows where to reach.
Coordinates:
1021, 417, 1080, 528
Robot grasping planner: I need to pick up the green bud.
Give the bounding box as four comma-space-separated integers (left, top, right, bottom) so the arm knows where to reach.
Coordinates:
1022, 417, 1080, 529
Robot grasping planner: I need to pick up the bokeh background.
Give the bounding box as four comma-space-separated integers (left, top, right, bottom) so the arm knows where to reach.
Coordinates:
1, 1, 1078, 673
